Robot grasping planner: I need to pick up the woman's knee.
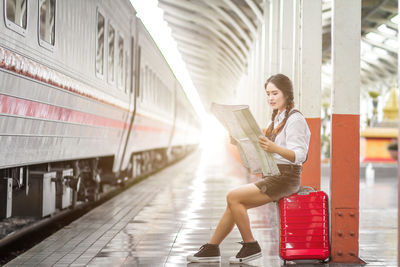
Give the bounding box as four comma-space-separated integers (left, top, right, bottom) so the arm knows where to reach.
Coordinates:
226, 189, 241, 207
226, 190, 235, 206
227, 184, 273, 209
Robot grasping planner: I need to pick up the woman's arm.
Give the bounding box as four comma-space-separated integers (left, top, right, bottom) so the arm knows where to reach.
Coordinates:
258, 136, 296, 162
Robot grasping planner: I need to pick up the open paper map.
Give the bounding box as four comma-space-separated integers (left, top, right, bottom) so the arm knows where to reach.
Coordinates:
211, 103, 280, 176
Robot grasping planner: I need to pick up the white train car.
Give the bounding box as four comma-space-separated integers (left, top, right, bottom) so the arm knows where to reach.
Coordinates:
0, 0, 201, 220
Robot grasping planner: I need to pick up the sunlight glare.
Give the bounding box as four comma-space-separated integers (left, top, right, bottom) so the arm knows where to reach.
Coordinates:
129, 0, 206, 121
199, 114, 227, 151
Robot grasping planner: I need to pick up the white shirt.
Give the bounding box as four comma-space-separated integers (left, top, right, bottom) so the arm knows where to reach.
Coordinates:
266, 109, 311, 165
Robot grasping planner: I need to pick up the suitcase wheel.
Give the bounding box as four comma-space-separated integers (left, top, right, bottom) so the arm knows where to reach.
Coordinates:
320, 257, 330, 263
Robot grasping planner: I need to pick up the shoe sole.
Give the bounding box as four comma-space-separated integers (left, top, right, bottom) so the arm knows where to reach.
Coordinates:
229, 252, 262, 263
187, 256, 221, 263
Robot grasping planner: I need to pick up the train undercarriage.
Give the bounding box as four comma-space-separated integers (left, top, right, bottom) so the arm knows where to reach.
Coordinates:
0, 145, 197, 240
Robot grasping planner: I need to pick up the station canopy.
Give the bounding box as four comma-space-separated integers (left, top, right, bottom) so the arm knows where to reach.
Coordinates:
158, 0, 398, 107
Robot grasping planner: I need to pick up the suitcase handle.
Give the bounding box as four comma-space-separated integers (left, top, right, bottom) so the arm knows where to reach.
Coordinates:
297, 186, 316, 195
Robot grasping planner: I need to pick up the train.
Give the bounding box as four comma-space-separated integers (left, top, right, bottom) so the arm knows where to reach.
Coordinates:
0, 0, 201, 220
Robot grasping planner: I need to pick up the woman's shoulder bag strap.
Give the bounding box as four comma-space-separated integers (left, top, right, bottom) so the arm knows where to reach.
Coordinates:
288, 109, 309, 164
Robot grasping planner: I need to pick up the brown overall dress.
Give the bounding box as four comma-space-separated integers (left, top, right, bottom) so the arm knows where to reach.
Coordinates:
254, 110, 303, 202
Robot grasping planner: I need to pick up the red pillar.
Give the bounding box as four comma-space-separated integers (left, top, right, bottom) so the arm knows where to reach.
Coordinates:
301, 118, 321, 190
330, 0, 364, 263
330, 114, 364, 262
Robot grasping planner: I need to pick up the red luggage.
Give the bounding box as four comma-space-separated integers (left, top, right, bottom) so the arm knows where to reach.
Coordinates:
278, 187, 330, 264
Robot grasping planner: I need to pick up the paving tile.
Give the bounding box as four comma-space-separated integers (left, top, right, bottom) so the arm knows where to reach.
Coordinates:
4, 143, 398, 266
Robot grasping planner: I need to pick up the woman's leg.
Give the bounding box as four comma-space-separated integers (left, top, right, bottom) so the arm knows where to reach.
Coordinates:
226, 184, 273, 243
209, 207, 235, 245
209, 183, 273, 245
187, 184, 272, 263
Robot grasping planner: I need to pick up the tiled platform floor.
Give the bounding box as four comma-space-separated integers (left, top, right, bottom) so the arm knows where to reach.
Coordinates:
5, 139, 397, 266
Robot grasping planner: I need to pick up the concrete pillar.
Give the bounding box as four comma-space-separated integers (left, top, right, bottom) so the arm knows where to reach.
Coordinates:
330, 0, 364, 263
251, 39, 257, 116
255, 25, 263, 124
299, 0, 321, 190
269, 0, 280, 74
262, 0, 271, 125
292, 0, 301, 105
263, 0, 270, 79
398, 0, 400, 263
279, 0, 294, 79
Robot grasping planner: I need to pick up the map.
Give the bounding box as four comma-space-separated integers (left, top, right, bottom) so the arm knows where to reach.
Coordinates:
211, 103, 280, 176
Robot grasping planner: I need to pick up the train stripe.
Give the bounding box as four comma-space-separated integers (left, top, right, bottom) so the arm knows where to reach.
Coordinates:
0, 46, 130, 111
0, 47, 182, 134
0, 94, 127, 129
0, 94, 171, 133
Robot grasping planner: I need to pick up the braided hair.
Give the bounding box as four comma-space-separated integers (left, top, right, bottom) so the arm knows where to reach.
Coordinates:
264, 74, 295, 141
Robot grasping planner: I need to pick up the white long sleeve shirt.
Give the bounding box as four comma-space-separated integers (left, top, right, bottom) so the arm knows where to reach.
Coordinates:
267, 109, 311, 165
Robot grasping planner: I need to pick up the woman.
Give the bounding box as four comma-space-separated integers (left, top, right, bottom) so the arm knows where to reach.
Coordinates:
187, 73, 311, 264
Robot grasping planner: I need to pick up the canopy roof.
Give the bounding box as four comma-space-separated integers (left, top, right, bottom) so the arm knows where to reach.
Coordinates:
158, 0, 398, 107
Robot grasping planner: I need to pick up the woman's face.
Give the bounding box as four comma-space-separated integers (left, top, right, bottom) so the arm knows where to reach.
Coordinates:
265, 82, 287, 112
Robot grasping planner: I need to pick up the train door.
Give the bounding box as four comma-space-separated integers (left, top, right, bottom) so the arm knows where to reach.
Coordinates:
113, 21, 138, 175
115, 29, 142, 176
167, 81, 178, 148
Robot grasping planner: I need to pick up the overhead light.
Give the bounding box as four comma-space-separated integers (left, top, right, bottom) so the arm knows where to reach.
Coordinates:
390, 14, 399, 24
377, 24, 397, 35
360, 60, 369, 68
373, 47, 389, 57
365, 32, 385, 42
363, 52, 379, 62
360, 41, 372, 53
384, 39, 398, 48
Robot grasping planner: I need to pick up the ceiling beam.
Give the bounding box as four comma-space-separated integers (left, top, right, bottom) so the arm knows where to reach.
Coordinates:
165, 19, 245, 74
244, 0, 263, 23
379, 3, 397, 13
365, 16, 397, 30
362, 36, 397, 53
363, 27, 397, 41
164, 13, 246, 68
207, 3, 252, 48
222, 0, 257, 37
160, 1, 249, 61
170, 28, 244, 76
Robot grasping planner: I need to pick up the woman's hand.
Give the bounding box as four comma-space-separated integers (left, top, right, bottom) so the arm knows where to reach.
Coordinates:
258, 136, 278, 153
258, 135, 296, 162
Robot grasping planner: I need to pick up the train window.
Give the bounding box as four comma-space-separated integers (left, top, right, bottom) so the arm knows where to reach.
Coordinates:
152, 71, 156, 105
158, 79, 162, 109
129, 37, 135, 95
125, 51, 129, 94
149, 70, 154, 105
136, 45, 141, 97
140, 66, 145, 102
156, 77, 160, 108
146, 68, 150, 104
117, 35, 124, 90
4, 0, 27, 35
38, 0, 56, 50
96, 10, 105, 77
144, 66, 149, 103
148, 69, 151, 104
154, 74, 158, 106
108, 23, 115, 83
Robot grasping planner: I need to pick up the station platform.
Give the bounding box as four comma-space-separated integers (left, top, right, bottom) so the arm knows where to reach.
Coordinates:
4, 142, 397, 266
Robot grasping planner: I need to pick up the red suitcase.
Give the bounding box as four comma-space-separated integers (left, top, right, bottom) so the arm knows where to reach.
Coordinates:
278, 188, 330, 264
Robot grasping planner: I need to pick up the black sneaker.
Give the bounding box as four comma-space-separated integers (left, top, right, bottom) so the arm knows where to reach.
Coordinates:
187, 243, 221, 263
229, 241, 262, 263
